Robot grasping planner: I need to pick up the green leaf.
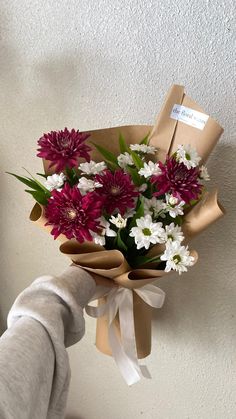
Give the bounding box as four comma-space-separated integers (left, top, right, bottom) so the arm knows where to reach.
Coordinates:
130, 150, 144, 170
105, 161, 120, 172
116, 230, 128, 251
7, 172, 44, 192
119, 133, 129, 153
126, 166, 143, 186
36, 173, 47, 179
22, 168, 49, 193
25, 190, 49, 205
133, 255, 161, 267
65, 167, 78, 185
92, 143, 119, 166
139, 132, 150, 145
129, 197, 145, 228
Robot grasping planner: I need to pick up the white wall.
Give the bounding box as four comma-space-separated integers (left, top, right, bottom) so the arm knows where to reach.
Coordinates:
1, 1, 235, 418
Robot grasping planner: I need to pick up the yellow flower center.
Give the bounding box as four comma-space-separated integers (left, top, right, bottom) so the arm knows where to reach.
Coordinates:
110, 186, 120, 196
173, 254, 181, 264
66, 209, 77, 220
142, 228, 151, 236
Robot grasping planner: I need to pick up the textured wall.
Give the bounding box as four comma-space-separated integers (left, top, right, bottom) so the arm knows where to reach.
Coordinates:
0, 1, 235, 418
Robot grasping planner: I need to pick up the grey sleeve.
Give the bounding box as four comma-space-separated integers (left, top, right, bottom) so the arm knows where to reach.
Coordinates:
0, 265, 96, 419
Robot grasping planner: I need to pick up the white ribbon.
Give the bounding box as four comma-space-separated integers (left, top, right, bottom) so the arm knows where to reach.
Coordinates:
86, 284, 165, 386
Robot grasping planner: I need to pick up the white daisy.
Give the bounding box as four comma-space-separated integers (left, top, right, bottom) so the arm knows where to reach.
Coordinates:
144, 197, 165, 218
138, 161, 162, 178
176, 144, 201, 169
129, 214, 165, 250
130, 144, 156, 154
117, 152, 133, 169
109, 213, 127, 229
78, 160, 107, 175
199, 165, 210, 181
161, 241, 195, 274
162, 223, 184, 243
77, 177, 102, 194
163, 194, 185, 218
44, 173, 66, 191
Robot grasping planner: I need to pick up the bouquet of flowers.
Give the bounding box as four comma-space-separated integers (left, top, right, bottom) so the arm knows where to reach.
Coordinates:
8, 85, 225, 385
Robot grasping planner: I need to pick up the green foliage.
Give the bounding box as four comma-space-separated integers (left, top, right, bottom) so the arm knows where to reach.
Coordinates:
116, 230, 128, 252
24, 189, 49, 205
65, 167, 78, 186
92, 142, 119, 167
130, 150, 144, 170
36, 173, 47, 179
118, 133, 129, 153
7, 171, 51, 205
129, 197, 145, 229
132, 254, 161, 267
126, 166, 143, 186
139, 132, 150, 145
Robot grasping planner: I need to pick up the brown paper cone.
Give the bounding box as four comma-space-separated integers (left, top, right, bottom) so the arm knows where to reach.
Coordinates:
96, 292, 153, 359
149, 85, 224, 163
29, 203, 68, 243
182, 189, 225, 240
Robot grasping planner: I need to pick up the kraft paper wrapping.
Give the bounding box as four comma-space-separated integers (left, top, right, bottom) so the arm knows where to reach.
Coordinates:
29, 84, 225, 359
148, 85, 224, 164
59, 240, 197, 357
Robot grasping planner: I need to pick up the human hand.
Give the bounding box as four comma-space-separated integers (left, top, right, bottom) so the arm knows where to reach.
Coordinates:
90, 272, 118, 288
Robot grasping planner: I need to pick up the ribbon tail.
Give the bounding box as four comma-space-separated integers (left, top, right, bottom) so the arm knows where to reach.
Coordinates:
108, 321, 141, 386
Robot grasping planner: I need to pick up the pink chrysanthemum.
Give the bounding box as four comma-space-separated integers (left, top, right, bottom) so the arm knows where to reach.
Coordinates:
151, 157, 202, 203
44, 183, 103, 242
37, 128, 91, 172
95, 169, 139, 215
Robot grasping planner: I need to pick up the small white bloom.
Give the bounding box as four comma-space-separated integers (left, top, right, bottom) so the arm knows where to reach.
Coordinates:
139, 183, 148, 193
130, 144, 156, 154
90, 231, 106, 246
129, 214, 165, 250
144, 197, 165, 218
44, 173, 66, 191
91, 217, 117, 246
199, 165, 210, 181
162, 223, 184, 243
163, 194, 185, 218
100, 217, 117, 237
109, 213, 127, 229
79, 160, 107, 175
176, 144, 201, 169
77, 177, 102, 194
138, 161, 161, 178
117, 152, 133, 168
161, 241, 195, 274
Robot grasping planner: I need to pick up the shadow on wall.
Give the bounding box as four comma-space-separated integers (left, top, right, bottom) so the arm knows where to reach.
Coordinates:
66, 415, 85, 419
152, 140, 236, 347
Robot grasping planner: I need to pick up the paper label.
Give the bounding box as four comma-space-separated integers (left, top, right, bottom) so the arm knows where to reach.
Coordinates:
170, 104, 209, 130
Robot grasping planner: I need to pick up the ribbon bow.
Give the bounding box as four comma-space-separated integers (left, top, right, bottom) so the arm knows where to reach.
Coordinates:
86, 284, 165, 386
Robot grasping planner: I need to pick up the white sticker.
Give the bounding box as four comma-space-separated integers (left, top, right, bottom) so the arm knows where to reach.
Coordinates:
170, 104, 209, 130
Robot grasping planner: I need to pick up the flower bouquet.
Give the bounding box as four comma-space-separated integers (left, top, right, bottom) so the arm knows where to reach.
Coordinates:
8, 85, 225, 385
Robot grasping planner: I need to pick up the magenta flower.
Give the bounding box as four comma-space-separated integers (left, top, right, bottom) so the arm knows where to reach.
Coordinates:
95, 169, 139, 215
44, 183, 103, 242
151, 157, 202, 203
37, 128, 91, 172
